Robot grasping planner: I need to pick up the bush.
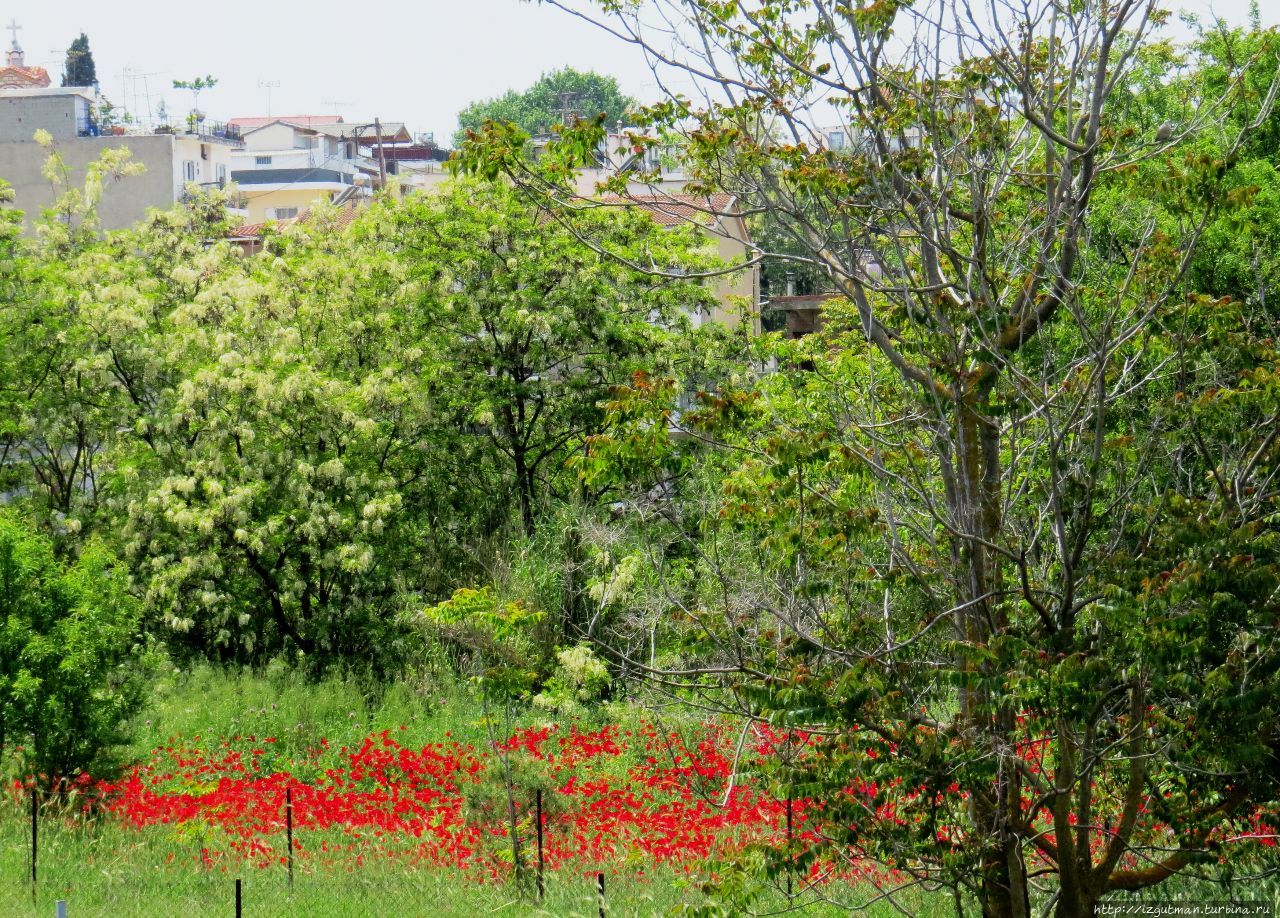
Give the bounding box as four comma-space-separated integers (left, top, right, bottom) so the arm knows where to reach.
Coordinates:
0, 513, 153, 783
533, 644, 610, 716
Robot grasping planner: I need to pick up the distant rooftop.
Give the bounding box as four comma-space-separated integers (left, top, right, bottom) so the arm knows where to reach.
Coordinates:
0, 85, 96, 101
228, 114, 344, 130
229, 204, 362, 240
311, 121, 412, 143
602, 192, 738, 227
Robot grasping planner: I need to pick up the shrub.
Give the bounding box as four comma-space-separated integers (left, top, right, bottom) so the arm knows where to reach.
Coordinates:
0, 513, 153, 783
533, 644, 610, 716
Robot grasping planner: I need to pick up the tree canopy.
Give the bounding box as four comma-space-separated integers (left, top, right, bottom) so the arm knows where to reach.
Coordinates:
460, 2, 1280, 915
454, 68, 635, 146
60, 33, 96, 88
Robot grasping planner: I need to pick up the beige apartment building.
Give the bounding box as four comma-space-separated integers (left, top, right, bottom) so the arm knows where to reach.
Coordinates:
0, 38, 242, 232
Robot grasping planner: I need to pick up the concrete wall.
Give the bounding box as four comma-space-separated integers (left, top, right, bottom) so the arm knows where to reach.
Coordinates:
0, 94, 83, 143
709, 218, 760, 332
0, 134, 178, 232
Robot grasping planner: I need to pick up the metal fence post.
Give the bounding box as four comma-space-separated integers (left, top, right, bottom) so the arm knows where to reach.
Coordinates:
30, 785, 38, 891
285, 786, 294, 891
55, 901, 68, 918
235, 878, 242, 918
597, 871, 606, 917
535, 789, 545, 901
785, 791, 794, 897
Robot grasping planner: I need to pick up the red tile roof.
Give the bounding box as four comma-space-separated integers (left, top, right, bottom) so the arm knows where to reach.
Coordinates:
603, 192, 738, 227
0, 64, 51, 88
228, 205, 361, 240
228, 115, 345, 130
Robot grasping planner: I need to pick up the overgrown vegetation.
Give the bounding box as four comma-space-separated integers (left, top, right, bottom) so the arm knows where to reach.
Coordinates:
1, 4, 1279, 916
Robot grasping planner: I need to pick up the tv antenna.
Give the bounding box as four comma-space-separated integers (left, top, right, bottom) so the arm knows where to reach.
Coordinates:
322, 100, 349, 118
258, 80, 281, 117
554, 90, 580, 129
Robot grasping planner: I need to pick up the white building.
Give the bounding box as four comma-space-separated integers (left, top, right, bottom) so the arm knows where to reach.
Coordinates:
229, 117, 411, 222
0, 29, 243, 232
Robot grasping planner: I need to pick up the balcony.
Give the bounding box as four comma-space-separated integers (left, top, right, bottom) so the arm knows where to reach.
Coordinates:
181, 180, 247, 203
154, 119, 244, 145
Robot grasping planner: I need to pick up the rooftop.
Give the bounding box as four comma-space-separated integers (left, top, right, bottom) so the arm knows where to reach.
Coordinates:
229, 114, 344, 130
229, 204, 362, 239
602, 192, 738, 227
312, 121, 412, 143
0, 85, 96, 101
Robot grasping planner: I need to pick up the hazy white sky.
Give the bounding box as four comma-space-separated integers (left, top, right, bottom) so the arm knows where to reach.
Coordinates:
10, 0, 1274, 143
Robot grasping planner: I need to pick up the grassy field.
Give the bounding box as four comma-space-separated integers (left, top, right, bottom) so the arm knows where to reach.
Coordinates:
1, 665, 1274, 917
0, 665, 956, 916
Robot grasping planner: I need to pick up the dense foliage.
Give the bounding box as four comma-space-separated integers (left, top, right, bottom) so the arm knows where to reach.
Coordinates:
3, 8, 1280, 912
454, 67, 635, 146
0, 165, 716, 678
60, 34, 97, 89
0, 513, 150, 782
461, 3, 1280, 915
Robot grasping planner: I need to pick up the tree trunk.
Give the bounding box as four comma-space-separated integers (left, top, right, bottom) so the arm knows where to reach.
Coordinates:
1055, 890, 1099, 918
513, 445, 535, 537
953, 395, 1030, 918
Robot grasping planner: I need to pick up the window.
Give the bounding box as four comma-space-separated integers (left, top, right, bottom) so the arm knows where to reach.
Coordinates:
183, 160, 197, 182
272, 207, 299, 220
827, 130, 847, 151
255, 155, 272, 166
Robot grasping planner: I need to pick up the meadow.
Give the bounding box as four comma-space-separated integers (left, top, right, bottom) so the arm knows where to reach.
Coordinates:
1, 666, 1277, 916
0, 665, 952, 916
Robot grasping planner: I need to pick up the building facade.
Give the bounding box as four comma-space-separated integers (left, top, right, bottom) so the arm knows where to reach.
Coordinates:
229, 117, 411, 222
0, 31, 243, 232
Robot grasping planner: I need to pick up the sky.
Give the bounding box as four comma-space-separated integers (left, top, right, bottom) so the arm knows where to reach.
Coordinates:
9, 0, 1275, 144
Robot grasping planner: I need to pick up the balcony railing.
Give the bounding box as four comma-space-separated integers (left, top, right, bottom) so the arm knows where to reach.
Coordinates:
181, 181, 250, 210
154, 119, 243, 144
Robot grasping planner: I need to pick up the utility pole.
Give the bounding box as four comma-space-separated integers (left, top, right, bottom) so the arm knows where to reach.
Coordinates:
373, 117, 387, 191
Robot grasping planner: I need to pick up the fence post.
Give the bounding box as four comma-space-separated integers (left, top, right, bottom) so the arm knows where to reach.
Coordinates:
785, 791, 794, 897
535, 789, 545, 901
285, 786, 294, 891
597, 871, 605, 918
56, 901, 68, 918
235, 878, 242, 918
30, 784, 38, 891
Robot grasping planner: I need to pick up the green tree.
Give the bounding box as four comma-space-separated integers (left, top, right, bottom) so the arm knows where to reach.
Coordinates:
454, 68, 635, 146
0, 142, 146, 515
387, 179, 714, 538
0, 513, 152, 782
61, 33, 96, 88
172, 75, 217, 120
1185, 19, 1280, 306
465, 3, 1280, 915
112, 205, 445, 672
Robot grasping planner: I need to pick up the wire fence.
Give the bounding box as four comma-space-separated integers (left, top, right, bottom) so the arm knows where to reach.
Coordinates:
2, 792, 648, 917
